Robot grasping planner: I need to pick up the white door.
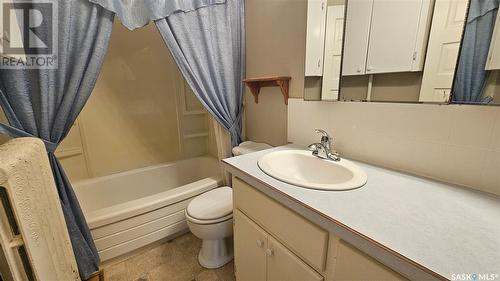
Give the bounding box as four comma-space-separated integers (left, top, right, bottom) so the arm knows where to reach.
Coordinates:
486, 11, 500, 70
305, 0, 328, 76
366, 0, 424, 74
342, 0, 373, 76
419, 0, 469, 102
321, 5, 345, 101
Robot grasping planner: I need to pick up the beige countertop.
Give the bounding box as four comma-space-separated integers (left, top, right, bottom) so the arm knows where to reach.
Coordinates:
222, 145, 500, 281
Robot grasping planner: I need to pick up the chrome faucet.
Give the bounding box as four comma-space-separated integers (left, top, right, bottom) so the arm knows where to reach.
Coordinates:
307, 129, 341, 161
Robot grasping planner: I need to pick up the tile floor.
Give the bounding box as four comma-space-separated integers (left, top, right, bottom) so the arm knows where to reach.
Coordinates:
102, 233, 235, 281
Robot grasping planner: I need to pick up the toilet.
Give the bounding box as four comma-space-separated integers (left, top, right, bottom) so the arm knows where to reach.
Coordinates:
186, 141, 271, 268
186, 186, 234, 269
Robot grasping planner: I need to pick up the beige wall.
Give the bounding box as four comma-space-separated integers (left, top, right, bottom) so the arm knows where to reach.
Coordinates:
0, 109, 11, 145
244, 0, 307, 146
339, 76, 369, 101
80, 21, 181, 178
304, 76, 322, 101
341, 72, 423, 102
484, 70, 500, 104
58, 21, 186, 180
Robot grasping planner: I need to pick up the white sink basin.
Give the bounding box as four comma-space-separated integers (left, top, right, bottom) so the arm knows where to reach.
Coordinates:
257, 150, 367, 191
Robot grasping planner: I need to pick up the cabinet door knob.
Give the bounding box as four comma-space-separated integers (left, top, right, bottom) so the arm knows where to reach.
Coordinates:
256, 239, 264, 248
357, 68, 362, 73
367, 66, 373, 72
265, 248, 274, 256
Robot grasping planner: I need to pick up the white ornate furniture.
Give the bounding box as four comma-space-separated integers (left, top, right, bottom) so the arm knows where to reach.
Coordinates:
0, 138, 80, 281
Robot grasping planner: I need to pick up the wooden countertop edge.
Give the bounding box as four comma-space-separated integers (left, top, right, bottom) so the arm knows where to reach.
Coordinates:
222, 159, 448, 281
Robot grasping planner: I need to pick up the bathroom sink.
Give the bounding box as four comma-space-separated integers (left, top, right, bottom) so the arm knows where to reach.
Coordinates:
257, 150, 367, 191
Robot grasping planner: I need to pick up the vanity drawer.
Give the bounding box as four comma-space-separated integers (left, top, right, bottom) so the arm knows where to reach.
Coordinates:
333, 240, 408, 281
233, 177, 329, 272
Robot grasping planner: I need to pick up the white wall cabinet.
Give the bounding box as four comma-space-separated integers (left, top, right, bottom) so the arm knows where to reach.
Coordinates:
305, 0, 328, 76
342, 0, 373, 76
342, 0, 434, 76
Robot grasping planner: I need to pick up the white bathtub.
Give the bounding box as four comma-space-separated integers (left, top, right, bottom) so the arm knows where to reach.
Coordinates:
74, 156, 222, 261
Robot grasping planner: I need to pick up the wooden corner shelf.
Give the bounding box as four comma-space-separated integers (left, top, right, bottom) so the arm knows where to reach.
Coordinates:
243, 76, 291, 105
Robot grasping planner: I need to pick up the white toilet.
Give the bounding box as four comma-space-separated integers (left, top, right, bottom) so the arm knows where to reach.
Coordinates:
186, 186, 234, 269
186, 141, 271, 268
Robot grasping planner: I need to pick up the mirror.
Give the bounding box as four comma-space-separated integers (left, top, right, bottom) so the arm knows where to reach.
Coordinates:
304, 0, 500, 105
451, 0, 500, 105
304, 0, 345, 101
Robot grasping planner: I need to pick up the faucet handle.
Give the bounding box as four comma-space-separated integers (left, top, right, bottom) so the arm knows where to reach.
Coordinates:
314, 129, 329, 138
307, 143, 318, 151
315, 129, 332, 149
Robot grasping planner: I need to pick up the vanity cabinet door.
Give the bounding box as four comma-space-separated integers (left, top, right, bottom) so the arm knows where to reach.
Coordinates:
305, 0, 328, 76
333, 240, 408, 281
342, 0, 373, 76
234, 210, 267, 281
267, 236, 324, 281
365, 0, 423, 74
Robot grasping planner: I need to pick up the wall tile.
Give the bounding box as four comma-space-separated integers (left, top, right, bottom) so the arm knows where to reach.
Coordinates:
405, 140, 451, 181
448, 105, 498, 150
479, 151, 500, 195
288, 100, 500, 196
390, 104, 454, 144
287, 99, 329, 145
439, 145, 489, 189
490, 108, 500, 152
354, 133, 416, 172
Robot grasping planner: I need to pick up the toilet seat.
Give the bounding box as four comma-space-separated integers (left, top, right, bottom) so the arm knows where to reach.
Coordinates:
186, 186, 233, 225
186, 212, 233, 225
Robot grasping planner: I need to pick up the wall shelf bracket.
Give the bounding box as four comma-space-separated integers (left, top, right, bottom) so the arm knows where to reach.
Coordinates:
243, 76, 291, 105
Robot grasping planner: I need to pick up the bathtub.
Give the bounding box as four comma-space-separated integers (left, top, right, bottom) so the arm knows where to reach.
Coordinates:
74, 156, 222, 261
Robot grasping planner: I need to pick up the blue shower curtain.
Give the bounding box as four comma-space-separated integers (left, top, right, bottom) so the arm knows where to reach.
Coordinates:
155, 0, 245, 146
88, 0, 226, 30
0, 0, 113, 279
453, 0, 500, 103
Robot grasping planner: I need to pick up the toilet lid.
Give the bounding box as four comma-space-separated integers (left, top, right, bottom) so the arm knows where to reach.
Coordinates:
187, 187, 233, 221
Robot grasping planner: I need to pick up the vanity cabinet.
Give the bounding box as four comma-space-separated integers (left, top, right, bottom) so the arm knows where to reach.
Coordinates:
232, 176, 408, 281
342, 0, 433, 76
305, 0, 328, 76
234, 210, 323, 281
233, 210, 267, 281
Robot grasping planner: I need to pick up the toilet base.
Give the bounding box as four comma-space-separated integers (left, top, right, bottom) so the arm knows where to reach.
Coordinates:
198, 237, 234, 269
